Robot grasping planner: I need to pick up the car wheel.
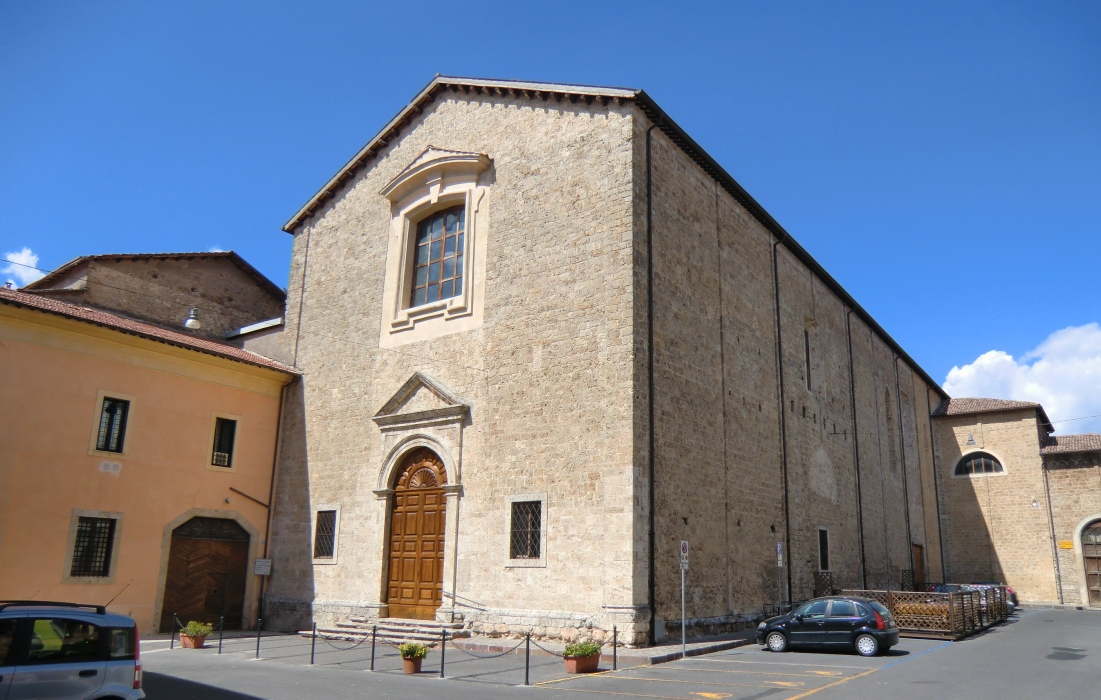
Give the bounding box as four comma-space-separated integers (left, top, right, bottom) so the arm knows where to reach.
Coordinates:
766, 631, 788, 653
855, 633, 879, 657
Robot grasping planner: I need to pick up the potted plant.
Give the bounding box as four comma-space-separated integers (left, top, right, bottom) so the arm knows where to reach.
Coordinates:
563, 640, 601, 673
179, 621, 214, 649
399, 642, 428, 674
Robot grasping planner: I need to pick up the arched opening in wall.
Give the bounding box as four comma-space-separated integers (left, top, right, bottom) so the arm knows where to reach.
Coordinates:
1082, 521, 1101, 606
384, 447, 448, 620
159, 517, 250, 632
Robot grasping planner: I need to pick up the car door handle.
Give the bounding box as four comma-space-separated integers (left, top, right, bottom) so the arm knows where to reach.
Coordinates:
79, 670, 98, 678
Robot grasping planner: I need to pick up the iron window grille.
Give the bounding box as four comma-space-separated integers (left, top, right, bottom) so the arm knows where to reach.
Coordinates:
955, 452, 1003, 475
313, 510, 337, 559
510, 501, 541, 560
96, 398, 130, 453
410, 205, 465, 308
211, 418, 237, 467
70, 516, 117, 577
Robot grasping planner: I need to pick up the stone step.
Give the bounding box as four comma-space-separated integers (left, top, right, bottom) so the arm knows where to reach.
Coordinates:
346, 616, 466, 630
303, 626, 471, 644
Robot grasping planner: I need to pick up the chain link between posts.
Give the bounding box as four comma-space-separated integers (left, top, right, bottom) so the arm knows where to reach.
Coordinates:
448, 637, 526, 659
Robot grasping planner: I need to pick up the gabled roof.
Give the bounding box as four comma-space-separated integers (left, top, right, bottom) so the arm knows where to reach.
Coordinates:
0, 288, 297, 375
932, 397, 1054, 434
1041, 434, 1101, 455
282, 74, 948, 401
23, 252, 285, 302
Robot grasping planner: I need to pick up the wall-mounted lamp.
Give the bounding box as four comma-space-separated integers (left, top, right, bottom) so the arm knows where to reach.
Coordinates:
184, 308, 201, 330
966, 434, 976, 446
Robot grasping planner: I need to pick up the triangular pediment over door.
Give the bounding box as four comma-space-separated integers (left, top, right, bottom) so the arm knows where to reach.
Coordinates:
373, 371, 469, 431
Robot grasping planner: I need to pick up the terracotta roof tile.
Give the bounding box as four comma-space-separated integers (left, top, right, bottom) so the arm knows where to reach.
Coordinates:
1041, 434, 1101, 454
0, 288, 297, 375
932, 397, 1053, 433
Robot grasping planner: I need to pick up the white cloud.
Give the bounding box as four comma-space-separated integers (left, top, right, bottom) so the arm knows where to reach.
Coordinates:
2, 247, 45, 287
208, 246, 226, 253
944, 323, 1101, 434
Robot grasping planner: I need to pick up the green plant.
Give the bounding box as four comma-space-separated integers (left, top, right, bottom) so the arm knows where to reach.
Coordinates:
181, 621, 214, 637
399, 642, 428, 659
563, 640, 601, 658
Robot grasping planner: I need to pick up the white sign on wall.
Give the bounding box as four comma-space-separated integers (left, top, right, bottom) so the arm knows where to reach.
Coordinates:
776, 542, 783, 568
680, 540, 689, 571
254, 559, 272, 576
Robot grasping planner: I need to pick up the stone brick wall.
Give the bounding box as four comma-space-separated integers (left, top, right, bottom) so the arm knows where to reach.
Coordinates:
641, 117, 939, 639
1043, 456, 1101, 605
931, 411, 1059, 601
267, 91, 641, 640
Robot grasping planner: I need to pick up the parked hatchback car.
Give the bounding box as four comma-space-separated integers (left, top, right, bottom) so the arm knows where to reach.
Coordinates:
757, 596, 899, 657
0, 601, 143, 699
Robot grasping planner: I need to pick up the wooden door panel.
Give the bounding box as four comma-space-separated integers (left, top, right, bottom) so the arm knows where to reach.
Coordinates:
160, 531, 249, 632
384, 449, 448, 620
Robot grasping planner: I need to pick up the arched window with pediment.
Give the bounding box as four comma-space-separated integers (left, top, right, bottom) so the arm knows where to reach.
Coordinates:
954, 451, 1004, 476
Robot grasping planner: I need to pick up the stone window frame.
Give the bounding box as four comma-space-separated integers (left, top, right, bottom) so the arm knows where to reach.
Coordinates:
206, 411, 242, 473
311, 504, 341, 565
62, 509, 124, 585
378, 148, 492, 347
952, 449, 1009, 479
504, 493, 547, 569
87, 389, 136, 459
817, 526, 830, 572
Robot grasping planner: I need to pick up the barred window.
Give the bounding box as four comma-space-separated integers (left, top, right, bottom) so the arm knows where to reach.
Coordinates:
313, 510, 337, 559
70, 517, 117, 577
411, 206, 464, 308
955, 452, 1003, 476
211, 418, 237, 467
510, 501, 541, 560
96, 398, 129, 453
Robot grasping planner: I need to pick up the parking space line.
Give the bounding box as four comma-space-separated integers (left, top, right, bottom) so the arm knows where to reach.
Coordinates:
783, 668, 878, 699
643, 665, 846, 679
531, 666, 641, 686
685, 658, 876, 670
576, 675, 796, 689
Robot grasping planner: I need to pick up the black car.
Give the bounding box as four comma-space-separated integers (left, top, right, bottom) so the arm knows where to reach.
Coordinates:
756, 596, 899, 657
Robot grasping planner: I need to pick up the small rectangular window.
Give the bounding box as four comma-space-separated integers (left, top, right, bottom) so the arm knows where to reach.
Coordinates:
211, 418, 237, 467
71, 516, 117, 577
804, 329, 812, 390
314, 510, 337, 559
818, 527, 830, 572
510, 501, 541, 559
96, 398, 130, 453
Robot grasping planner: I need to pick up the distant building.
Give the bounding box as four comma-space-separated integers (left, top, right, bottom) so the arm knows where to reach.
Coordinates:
931, 398, 1101, 605
0, 253, 296, 634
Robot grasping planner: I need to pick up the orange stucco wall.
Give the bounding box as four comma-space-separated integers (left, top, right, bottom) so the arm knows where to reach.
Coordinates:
0, 304, 291, 633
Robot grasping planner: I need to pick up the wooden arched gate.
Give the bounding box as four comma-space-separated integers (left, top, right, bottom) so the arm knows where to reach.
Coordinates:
160, 517, 250, 632
385, 448, 447, 620
1083, 522, 1101, 606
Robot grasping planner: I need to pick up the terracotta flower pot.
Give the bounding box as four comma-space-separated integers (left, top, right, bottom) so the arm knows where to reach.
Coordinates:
180, 634, 207, 649
564, 653, 600, 674
402, 657, 423, 674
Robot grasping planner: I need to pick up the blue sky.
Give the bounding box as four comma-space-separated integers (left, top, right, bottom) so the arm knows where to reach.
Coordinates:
2, 1, 1099, 429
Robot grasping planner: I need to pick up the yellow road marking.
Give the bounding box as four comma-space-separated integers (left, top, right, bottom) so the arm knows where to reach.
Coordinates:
531, 666, 643, 686
644, 665, 844, 679
691, 693, 732, 698
684, 657, 873, 670
768, 681, 804, 687
785, 667, 878, 699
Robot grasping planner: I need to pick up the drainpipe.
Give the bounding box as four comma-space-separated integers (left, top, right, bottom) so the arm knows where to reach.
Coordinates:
893, 359, 914, 572
845, 310, 866, 589
926, 390, 947, 580
1043, 463, 1064, 604
771, 236, 792, 603
646, 119, 659, 644
257, 377, 293, 623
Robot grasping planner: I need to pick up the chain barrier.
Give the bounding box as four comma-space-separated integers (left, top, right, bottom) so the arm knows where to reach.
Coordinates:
528, 637, 566, 657
314, 633, 373, 652
447, 637, 526, 659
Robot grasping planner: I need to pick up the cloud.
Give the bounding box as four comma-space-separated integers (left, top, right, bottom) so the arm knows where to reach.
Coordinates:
944, 323, 1101, 434
2, 247, 45, 287
208, 246, 226, 253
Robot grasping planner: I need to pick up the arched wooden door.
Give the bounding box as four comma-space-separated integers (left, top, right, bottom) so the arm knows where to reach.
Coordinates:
1083, 522, 1101, 606
386, 448, 447, 620
160, 517, 249, 632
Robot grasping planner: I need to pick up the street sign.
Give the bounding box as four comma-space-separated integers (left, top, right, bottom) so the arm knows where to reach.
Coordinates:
680, 541, 689, 570
776, 542, 783, 568
254, 559, 272, 576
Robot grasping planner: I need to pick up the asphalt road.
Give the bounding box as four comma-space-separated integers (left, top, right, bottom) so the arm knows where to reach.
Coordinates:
142, 606, 1100, 700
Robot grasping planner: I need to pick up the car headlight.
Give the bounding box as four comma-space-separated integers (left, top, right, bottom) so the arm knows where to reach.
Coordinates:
758, 622, 767, 630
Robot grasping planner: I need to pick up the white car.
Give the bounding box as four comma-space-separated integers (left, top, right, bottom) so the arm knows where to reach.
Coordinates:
0, 601, 143, 699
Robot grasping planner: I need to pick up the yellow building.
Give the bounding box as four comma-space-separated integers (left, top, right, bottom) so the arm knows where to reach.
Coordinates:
0, 287, 296, 634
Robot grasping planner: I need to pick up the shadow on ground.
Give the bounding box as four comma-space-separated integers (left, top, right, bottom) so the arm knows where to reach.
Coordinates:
144, 672, 264, 699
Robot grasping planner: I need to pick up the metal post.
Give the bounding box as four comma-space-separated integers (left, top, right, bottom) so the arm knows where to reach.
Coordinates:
255, 617, 262, 659
218, 616, 225, 655
170, 614, 178, 650
440, 629, 446, 678
524, 633, 530, 686
612, 626, 617, 670
369, 625, 376, 671
680, 565, 686, 660
310, 622, 317, 665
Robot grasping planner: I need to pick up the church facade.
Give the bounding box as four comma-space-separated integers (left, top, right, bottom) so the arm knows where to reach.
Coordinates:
262, 77, 949, 644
